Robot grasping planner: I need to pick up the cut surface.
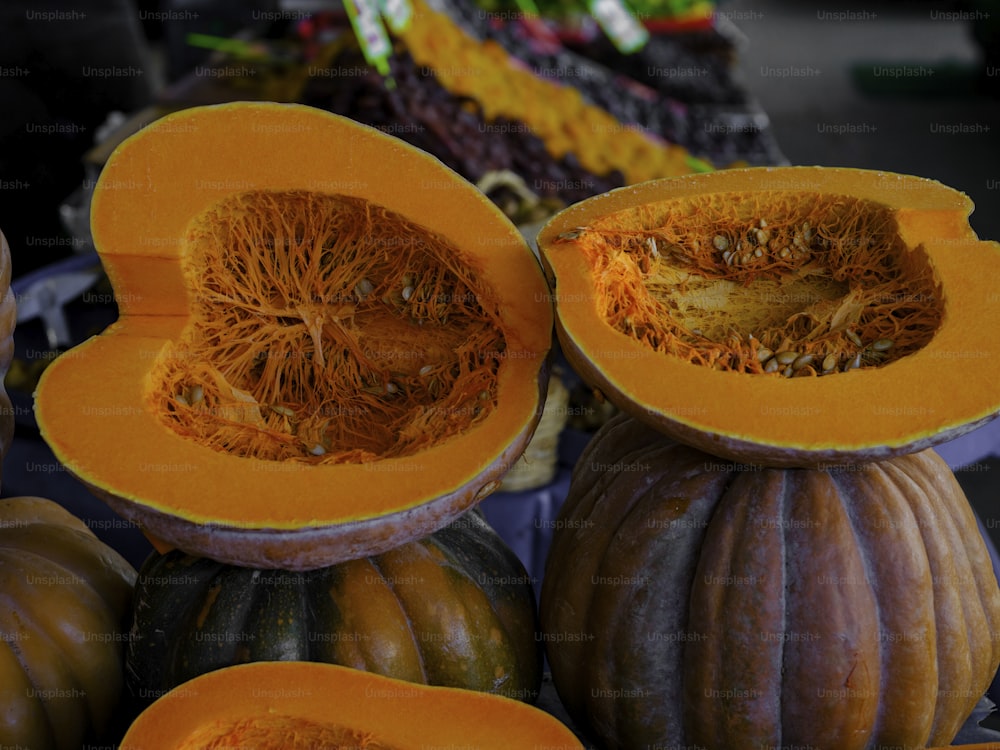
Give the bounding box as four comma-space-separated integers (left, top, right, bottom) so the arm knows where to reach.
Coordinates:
537, 166, 1000, 467
34, 102, 552, 569
574, 190, 942, 374
119, 661, 584, 750
151, 189, 505, 463
177, 715, 395, 750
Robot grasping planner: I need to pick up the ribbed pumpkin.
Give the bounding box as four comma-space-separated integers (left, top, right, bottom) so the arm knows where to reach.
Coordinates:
127, 511, 541, 707
540, 413, 1000, 750
119, 661, 584, 750
0, 496, 137, 750
0, 230, 16, 478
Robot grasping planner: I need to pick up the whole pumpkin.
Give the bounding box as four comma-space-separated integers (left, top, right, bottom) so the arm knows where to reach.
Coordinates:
540, 413, 1000, 750
127, 510, 541, 706
0, 496, 137, 750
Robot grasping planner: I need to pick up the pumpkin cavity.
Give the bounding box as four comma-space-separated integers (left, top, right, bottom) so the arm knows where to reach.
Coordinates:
146, 190, 507, 464
177, 715, 394, 750
559, 191, 944, 375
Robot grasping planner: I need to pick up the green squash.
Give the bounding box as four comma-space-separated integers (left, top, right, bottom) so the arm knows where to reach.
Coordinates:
127, 511, 541, 706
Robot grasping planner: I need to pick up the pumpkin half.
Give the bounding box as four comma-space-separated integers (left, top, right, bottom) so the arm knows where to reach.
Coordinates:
540, 413, 1000, 750
126, 510, 542, 706
119, 660, 584, 750
536, 166, 1000, 467
33, 102, 552, 569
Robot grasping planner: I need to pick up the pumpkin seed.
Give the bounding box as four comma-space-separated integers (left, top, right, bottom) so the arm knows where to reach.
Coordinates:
778, 247, 791, 259
756, 347, 774, 362
310, 444, 327, 456
755, 228, 770, 246
872, 338, 894, 352
713, 234, 729, 251
647, 237, 660, 258
782, 366, 794, 378
822, 353, 838, 372
723, 250, 733, 265
846, 353, 862, 371
402, 285, 415, 301
741, 252, 752, 264
792, 353, 814, 371
385, 382, 399, 395
271, 404, 295, 418
775, 350, 799, 366
419, 365, 433, 376
802, 222, 814, 241
759, 218, 768, 228
475, 480, 501, 501
754, 248, 764, 258
189, 385, 204, 404
845, 329, 863, 348
355, 278, 374, 298
175, 394, 189, 407
764, 357, 780, 373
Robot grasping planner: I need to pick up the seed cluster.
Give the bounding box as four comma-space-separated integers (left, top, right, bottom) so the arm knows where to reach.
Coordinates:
557, 191, 944, 377
149, 191, 506, 463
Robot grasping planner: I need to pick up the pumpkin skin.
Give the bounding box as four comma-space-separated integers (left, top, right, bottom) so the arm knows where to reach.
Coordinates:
33, 101, 553, 570
0, 496, 137, 750
536, 166, 1000, 467
127, 510, 542, 707
0, 230, 15, 480
540, 413, 1000, 750
119, 660, 584, 750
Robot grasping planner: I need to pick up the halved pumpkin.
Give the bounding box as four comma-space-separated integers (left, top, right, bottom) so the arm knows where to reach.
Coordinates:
536, 166, 1000, 467
34, 102, 552, 569
119, 660, 584, 750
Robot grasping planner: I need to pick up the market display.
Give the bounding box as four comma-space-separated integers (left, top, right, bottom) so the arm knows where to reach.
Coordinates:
118, 661, 585, 750
126, 510, 542, 707
3, 2, 1000, 750
540, 413, 1000, 750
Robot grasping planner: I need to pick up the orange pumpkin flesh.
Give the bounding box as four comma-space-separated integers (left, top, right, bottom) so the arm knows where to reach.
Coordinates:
33, 102, 553, 569
536, 166, 1000, 467
119, 661, 584, 750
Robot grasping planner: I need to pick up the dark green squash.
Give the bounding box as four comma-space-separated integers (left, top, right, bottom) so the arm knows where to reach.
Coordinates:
127, 511, 541, 706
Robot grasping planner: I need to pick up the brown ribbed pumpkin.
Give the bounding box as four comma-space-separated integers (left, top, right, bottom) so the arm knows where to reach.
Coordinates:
540, 412, 1000, 750
0, 496, 137, 750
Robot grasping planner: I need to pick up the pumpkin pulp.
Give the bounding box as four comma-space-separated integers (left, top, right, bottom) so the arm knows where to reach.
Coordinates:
538, 166, 1000, 466
177, 715, 394, 750
564, 190, 943, 374
151, 189, 506, 463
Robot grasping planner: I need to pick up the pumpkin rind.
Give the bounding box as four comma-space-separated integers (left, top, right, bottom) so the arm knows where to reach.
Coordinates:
0, 496, 137, 750
127, 511, 542, 706
33, 101, 553, 569
540, 413, 1000, 750
535, 166, 1000, 467
119, 660, 584, 750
